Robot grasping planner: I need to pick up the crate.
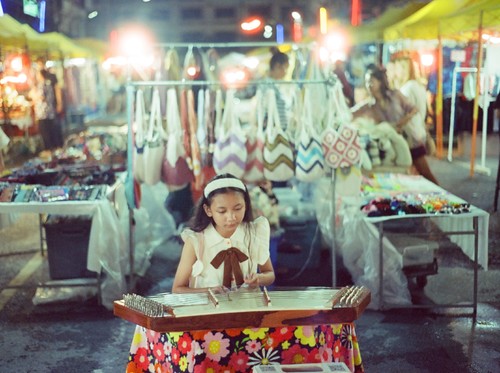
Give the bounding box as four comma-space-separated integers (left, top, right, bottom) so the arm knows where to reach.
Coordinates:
252, 362, 350, 372
43, 215, 96, 280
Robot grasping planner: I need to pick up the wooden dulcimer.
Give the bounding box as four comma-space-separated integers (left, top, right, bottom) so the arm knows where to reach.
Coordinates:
113, 286, 371, 332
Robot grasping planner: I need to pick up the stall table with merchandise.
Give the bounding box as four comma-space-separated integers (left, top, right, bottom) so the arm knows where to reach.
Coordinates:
360, 173, 489, 317
0, 192, 128, 309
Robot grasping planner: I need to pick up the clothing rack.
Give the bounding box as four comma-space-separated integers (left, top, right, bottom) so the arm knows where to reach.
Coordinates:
124, 41, 341, 292
130, 78, 335, 87
156, 41, 316, 49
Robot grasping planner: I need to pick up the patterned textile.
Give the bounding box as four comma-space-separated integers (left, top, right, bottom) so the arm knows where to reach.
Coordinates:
322, 124, 361, 169
126, 323, 364, 373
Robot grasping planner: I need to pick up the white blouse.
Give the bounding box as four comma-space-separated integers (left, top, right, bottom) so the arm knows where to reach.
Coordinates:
181, 216, 270, 289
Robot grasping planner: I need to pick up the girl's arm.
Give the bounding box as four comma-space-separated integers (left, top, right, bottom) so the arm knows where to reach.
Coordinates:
244, 258, 275, 288
172, 240, 200, 293
172, 240, 226, 294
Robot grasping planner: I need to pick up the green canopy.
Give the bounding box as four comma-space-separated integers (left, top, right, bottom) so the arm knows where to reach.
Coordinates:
0, 14, 28, 48
43, 32, 94, 58
383, 0, 479, 41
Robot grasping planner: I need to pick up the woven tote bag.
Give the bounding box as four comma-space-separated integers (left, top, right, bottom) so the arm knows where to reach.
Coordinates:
295, 87, 324, 182
161, 88, 194, 187
263, 89, 295, 182
142, 88, 165, 185
212, 89, 248, 178
243, 89, 265, 183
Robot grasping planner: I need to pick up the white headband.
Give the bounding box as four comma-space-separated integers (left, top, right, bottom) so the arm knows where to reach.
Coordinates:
204, 178, 246, 198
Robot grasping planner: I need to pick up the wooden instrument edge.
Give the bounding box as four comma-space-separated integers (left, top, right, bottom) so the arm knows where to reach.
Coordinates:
113, 288, 371, 332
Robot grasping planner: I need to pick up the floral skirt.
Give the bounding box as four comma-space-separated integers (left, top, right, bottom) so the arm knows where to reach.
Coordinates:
126, 324, 364, 373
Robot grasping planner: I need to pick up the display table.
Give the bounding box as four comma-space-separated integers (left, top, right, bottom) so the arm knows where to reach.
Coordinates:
361, 173, 489, 317
362, 173, 489, 269
0, 198, 128, 309
127, 323, 364, 373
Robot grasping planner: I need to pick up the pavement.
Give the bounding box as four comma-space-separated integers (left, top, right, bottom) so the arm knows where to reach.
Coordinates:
0, 132, 499, 373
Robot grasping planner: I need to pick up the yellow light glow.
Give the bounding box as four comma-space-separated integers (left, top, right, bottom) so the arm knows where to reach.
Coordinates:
325, 32, 345, 50
118, 26, 154, 58
11, 56, 23, 72
0, 73, 27, 84
319, 7, 328, 35
421, 53, 434, 67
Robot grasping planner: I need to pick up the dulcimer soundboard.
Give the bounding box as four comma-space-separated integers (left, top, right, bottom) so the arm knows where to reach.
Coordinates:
114, 286, 371, 332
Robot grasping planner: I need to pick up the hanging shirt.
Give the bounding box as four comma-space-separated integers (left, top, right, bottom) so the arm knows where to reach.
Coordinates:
181, 216, 270, 289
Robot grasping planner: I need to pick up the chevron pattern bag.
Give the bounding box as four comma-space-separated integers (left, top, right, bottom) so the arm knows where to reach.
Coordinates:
213, 89, 247, 178
263, 89, 295, 182
243, 89, 265, 183
295, 87, 324, 182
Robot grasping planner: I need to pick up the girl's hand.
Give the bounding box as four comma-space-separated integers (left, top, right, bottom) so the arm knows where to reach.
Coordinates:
244, 273, 260, 288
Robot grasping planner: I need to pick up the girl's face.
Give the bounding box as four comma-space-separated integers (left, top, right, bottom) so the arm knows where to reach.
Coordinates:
204, 191, 246, 237
365, 73, 382, 96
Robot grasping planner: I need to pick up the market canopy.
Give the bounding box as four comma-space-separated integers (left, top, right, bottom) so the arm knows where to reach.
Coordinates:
436, 0, 500, 41
383, 0, 480, 41
348, 2, 427, 45
0, 14, 28, 48
74, 38, 109, 59
43, 32, 95, 58
0, 14, 102, 59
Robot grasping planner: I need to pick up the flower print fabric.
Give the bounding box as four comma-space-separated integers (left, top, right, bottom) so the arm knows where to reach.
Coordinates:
127, 323, 364, 373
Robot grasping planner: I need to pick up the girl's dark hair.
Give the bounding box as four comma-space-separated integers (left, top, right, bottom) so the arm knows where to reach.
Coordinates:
366, 65, 391, 100
269, 47, 289, 70
188, 173, 254, 232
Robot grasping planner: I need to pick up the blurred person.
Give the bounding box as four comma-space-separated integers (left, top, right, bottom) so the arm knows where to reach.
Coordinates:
353, 65, 439, 185
267, 47, 294, 133
333, 59, 355, 107
30, 62, 64, 151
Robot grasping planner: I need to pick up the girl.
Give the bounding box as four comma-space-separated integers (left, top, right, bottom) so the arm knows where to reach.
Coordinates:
127, 174, 364, 373
353, 65, 439, 185
172, 173, 275, 293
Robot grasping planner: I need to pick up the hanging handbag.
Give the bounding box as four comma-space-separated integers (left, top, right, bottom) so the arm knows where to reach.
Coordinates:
322, 122, 362, 169
213, 89, 248, 178
133, 89, 146, 182
143, 88, 165, 185
295, 87, 325, 182
243, 89, 265, 183
187, 89, 203, 191
263, 89, 295, 182
161, 88, 194, 187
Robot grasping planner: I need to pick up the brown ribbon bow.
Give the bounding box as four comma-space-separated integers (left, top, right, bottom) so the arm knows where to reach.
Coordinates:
210, 247, 249, 288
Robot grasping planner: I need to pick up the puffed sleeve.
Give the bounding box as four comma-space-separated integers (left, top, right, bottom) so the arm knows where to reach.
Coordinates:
251, 216, 271, 265
180, 229, 204, 278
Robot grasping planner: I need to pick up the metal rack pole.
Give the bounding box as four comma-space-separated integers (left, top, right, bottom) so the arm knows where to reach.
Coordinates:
129, 78, 331, 87
156, 41, 316, 49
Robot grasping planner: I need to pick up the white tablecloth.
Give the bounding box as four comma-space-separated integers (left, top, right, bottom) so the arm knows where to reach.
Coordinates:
0, 198, 128, 310
313, 173, 490, 310
362, 173, 489, 270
